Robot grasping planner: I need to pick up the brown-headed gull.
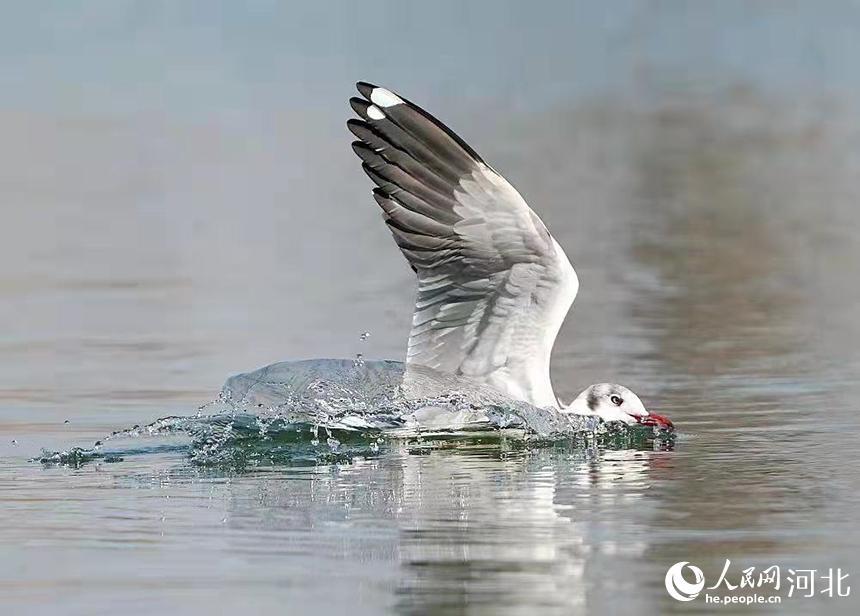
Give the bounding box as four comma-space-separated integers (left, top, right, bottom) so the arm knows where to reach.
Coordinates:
347, 81, 673, 430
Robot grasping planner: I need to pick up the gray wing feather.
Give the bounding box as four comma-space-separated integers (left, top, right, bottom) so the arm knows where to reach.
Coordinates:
348, 82, 578, 408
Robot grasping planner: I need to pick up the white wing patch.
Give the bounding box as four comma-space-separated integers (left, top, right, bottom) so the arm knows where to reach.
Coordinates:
369, 87, 404, 108
366, 104, 386, 120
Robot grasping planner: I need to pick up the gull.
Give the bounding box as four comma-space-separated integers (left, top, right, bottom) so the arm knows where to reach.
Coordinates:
346, 81, 673, 430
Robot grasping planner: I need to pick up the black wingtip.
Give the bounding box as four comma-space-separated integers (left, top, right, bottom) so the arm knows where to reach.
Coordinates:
351, 140, 373, 159
346, 118, 371, 139
349, 97, 371, 117
356, 81, 376, 99
372, 187, 391, 205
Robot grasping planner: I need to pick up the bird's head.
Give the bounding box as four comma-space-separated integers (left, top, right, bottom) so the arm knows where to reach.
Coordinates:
564, 383, 673, 430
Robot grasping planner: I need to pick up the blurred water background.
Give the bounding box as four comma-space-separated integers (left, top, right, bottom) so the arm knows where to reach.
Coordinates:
2, 1, 860, 614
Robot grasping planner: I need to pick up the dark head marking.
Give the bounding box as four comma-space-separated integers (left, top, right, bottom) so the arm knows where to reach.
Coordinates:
586, 390, 599, 411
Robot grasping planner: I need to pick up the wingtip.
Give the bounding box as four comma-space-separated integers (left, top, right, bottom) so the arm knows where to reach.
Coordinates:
356, 81, 376, 99
349, 96, 371, 115
357, 81, 405, 109
350, 140, 372, 157
346, 118, 370, 139
371, 187, 391, 204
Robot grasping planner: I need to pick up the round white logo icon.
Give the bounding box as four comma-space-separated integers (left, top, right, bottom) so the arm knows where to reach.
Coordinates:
665, 561, 705, 601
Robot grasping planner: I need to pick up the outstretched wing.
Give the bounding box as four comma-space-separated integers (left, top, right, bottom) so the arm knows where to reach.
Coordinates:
348, 82, 578, 408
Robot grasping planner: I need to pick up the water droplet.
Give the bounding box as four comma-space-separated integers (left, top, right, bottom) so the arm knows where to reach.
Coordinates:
307, 379, 327, 393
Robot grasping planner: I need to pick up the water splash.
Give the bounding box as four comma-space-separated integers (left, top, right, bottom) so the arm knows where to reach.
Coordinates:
36, 359, 673, 469
36, 398, 671, 470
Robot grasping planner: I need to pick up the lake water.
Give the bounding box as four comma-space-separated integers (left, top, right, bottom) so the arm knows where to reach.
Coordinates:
3, 4, 860, 615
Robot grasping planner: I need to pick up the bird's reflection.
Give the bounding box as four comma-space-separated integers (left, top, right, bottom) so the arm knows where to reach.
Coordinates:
209, 443, 669, 615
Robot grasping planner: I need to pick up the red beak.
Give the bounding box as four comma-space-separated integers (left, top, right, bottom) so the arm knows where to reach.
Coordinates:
637, 413, 674, 430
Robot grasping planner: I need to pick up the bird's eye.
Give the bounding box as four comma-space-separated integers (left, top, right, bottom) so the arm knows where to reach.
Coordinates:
610, 395, 623, 406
